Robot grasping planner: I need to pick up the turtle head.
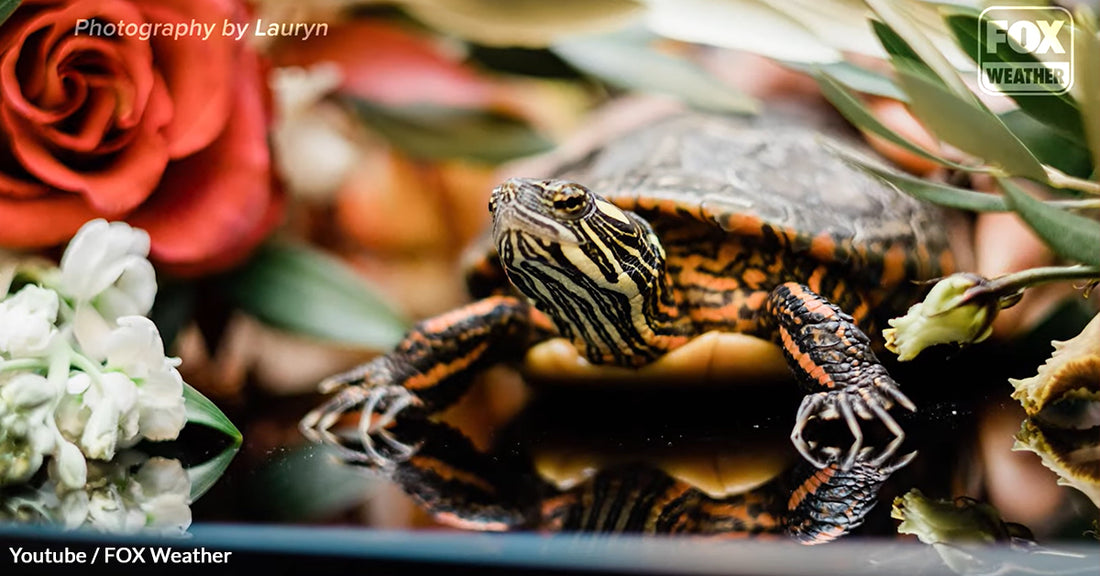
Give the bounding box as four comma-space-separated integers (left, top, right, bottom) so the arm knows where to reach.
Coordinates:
489, 178, 682, 366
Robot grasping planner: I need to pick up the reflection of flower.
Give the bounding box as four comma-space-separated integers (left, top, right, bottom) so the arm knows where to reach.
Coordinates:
0, 0, 283, 275
884, 274, 998, 361
2, 452, 191, 536
892, 489, 1036, 575
0, 220, 187, 490
1010, 314, 1100, 509
0, 373, 58, 485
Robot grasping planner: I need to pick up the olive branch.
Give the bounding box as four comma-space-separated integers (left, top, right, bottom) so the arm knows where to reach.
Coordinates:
813, 2, 1099, 295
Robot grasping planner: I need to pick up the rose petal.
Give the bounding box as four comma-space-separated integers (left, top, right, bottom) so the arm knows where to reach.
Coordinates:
4, 96, 169, 215
138, 0, 235, 158
129, 46, 280, 274
0, 192, 98, 247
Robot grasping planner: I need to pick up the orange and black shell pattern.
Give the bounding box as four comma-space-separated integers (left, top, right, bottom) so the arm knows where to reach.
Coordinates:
551, 112, 957, 334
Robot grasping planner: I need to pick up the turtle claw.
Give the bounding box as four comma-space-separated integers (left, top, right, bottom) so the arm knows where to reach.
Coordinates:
356, 385, 422, 468
791, 378, 916, 471
300, 361, 424, 469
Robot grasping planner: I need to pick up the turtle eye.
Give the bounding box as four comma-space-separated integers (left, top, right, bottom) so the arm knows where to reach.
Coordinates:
552, 186, 588, 216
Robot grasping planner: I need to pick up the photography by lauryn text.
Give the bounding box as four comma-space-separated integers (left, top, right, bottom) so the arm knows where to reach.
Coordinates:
72, 18, 329, 41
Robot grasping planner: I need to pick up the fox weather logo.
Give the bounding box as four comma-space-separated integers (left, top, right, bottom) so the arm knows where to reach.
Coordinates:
978, 6, 1074, 95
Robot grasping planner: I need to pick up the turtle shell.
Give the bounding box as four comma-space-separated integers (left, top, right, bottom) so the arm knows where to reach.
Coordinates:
549, 112, 962, 285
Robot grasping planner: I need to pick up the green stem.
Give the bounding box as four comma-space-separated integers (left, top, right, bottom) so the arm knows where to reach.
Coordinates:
68, 350, 106, 387
987, 264, 1100, 296
0, 358, 48, 373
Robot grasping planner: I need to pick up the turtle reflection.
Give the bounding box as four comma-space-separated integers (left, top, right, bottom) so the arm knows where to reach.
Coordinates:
321, 386, 914, 544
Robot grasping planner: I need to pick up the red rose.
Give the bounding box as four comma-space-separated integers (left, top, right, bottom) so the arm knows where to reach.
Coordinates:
0, 0, 283, 275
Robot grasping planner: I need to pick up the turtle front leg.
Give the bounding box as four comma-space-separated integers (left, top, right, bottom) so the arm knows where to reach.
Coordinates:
765, 283, 916, 471
300, 295, 554, 468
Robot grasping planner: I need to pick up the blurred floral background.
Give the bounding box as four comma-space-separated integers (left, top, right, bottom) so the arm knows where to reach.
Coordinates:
0, 0, 1097, 559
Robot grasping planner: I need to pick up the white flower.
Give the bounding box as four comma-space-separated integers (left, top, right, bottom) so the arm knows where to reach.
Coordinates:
1, 372, 56, 413
59, 219, 156, 320
884, 274, 998, 361
0, 285, 59, 357
135, 370, 186, 442
79, 372, 139, 460
51, 440, 87, 490
104, 317, 186, 442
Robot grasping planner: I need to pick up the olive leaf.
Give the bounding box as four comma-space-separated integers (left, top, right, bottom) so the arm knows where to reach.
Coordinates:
183, 383, 242, 444
998, 178, 1100, 267
826, 143, 1009, 212
645, 0, 842, 63
814, 70, 970, 170
1075, 12, 1100, 177
551, 31, 758, 114
944, 10, 1085, 143
895, 67, 1048, 182
347, 99, 554, 164
0, 0, 18, 25
871, 19, 936, 80
398, 0, 644, 48
786, 60, 906, 101
227, 241, 409, 350
865, 0, 972, 99
1000, 110, 1093, 179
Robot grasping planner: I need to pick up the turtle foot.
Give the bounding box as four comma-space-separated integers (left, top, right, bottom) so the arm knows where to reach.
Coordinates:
790, 378, 916, 471
300, 358, 424, 469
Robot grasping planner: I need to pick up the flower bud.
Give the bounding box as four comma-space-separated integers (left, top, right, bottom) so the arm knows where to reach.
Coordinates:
0, 285, 59, 357
53, 440, 88, 490
884, 274, 998, 361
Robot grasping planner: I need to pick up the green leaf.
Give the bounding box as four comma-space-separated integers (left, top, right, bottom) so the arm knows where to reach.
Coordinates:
183, 382, 242, 443
347, 100, 554, 164
1075, 12, 1100, 177
944, 11, 1084, 143
787, 60, 907, 101
814, 70, 970, 170
895, 67, 1048, 181
552, 32, 758, 114
999, 178, 1100, 266
186, 443, 240, 501
828, 143, 1010, 212
228, 241, 409, 349
871, 19, 934, 79
1000, 109, 1093, 179
865, 0, 972, 99
0, 0, 19, 25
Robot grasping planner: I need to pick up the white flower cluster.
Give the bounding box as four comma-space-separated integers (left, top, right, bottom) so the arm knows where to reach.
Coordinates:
0, 220, 187, 492
1, 452, 191, 536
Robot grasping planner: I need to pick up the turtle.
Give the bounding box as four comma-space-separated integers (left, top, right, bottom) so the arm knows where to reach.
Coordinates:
300, 111, 961, 538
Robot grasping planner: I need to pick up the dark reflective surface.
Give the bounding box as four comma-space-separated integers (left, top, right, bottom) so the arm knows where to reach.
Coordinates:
2, 302, 1097, 574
